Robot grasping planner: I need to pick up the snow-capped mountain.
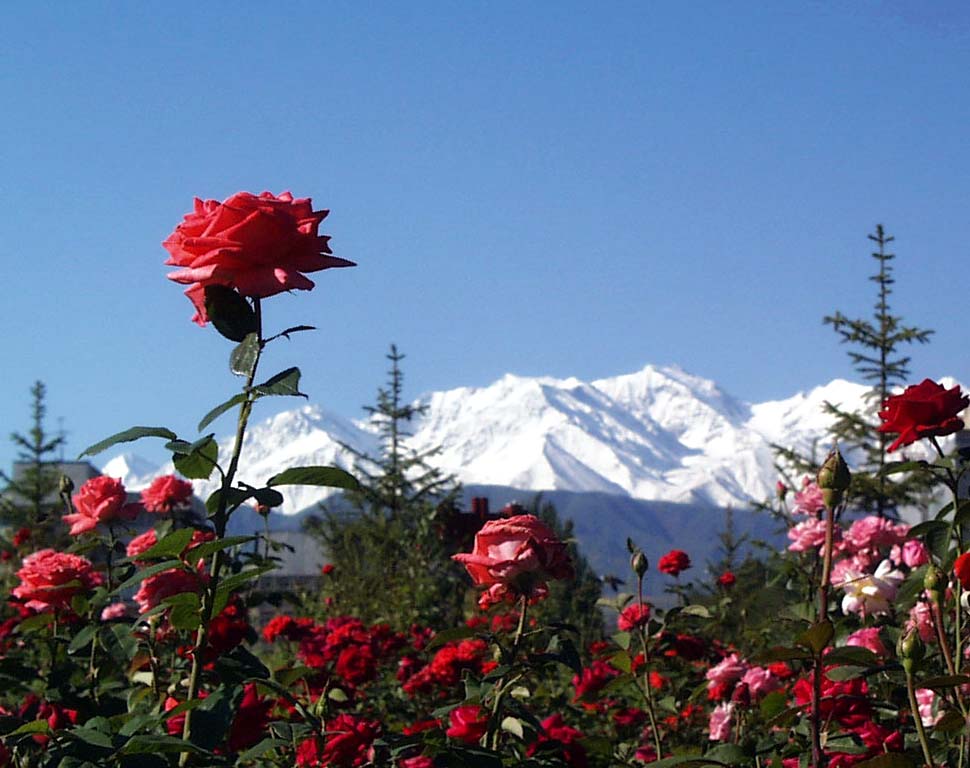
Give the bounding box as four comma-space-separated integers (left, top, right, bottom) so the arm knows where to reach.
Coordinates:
102, 364, 883, 515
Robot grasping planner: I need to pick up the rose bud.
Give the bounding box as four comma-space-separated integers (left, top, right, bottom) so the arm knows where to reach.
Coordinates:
817, 449, 850, 511
631, 550, 649, 579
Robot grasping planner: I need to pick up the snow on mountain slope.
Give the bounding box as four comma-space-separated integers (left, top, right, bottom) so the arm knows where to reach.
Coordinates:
104, 365, 948, 514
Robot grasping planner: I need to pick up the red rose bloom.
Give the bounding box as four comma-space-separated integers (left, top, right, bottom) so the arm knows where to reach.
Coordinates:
617, 603, 651, 632
955, 552, 970, 590
65, 476, 139, 536
295, 714, 379, 767
717, 571, 737, 588
164, 191, 355, 325
141, 475, 194, 514
452, 514, 573, 609
878, 379, 969, 452
446, 705, 488, 744
12, 527, 30, 547
13, 549, 102, 612
528, 713, 588, 768
658, 549, 691, 577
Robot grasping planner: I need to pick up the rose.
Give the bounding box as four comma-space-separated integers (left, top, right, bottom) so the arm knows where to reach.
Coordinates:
140, 475, 193, 514
164, 191, 355, 325
133, 567, 205, 614
954, 552, 970, 590
64, 476, 140, 536
658, 549, 691, 576
708, 703, 735, 742
617, 603, 651, 632
452, 514, 572, 608
445, 705, 488, 744
877, 378, 969, 452
12, 549, 102, 611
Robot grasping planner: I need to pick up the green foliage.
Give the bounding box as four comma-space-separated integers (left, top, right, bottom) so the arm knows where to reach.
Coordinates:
303, 345, 468, 628
0, 382, 68, 547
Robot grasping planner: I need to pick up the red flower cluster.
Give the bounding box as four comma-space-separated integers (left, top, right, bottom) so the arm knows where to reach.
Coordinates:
262, 614, 316, 644
877, 378, 969, 452
296, 714, 380, 767
297, 617, 406, 690
617, 602, 651, 632
164, 191, 355, 325
401, 637, 489, 697
527, 713, 588, 767
446, 705, 488, 744
572, 660, 620, 704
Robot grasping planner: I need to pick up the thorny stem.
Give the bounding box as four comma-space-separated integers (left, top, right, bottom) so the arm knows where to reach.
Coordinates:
486, 596, 529, 751
636, 574, 663, 758
180, 299, 263, 765
811, 501, 839, 768
905, 666, 936, 768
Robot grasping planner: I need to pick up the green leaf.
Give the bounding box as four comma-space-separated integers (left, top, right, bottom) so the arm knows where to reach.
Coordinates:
67, 625, 98, 655
881, 460, 927, 476
327, 688, 349, 702
198, 394, 247, 432
68, 727, 115, 749
205, 285, 257, 343
267, 466, 359, 491
173, 435, 219, 480
759, 690, 787, 720
253, 487, 285, 508
501, 716, 524, 739
230, 333, 260, 377
78, 426, 177, 459
824, 665, 865, 681
111, 560, 185, 595
918, 674, 970, 690
254, 367, 306, 398
165, 592, 201, 631
206, 487, 252, 517
238, 738, 287, 762
611, 631, 632, 651
824, 646, 879, 668
183, 535, 256, 566
130, 528, 195, 561
681, 604, 711, 619
5, 719, 51, 736
121, 734, 209, 755
797, 620, 834, 655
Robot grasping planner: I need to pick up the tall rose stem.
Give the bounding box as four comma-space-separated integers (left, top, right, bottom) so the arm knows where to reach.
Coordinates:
811, 501, 837, 768
636, 576, 663, 757
486, 596, 528, 751
905, 668, 936, 768
180, 300, 263, 765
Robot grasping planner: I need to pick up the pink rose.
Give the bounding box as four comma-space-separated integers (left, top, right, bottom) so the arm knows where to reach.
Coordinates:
916, 688, 941, 727
65, 476, 140, 536
908, 600, 936, 643
891, 539, 929, 569
792, 478, 825, 517
133, 567, 205, 614
126, 529, 158, 561
140, 475, 194, 514
164, 191, 355, 325
844, 627, 888, 657
100, 602, 131, 621
452, 514, 572, 608
13, 549, 103, 612
843, 516, 906, 553
787, 518, 829, 553
708, 703, 734, 741
739, 666, 781, 699
706, 653, 748, 690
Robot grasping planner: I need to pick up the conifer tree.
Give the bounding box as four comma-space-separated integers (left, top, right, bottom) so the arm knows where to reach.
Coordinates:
0, 381, 66, 544
304, 346, 466, 628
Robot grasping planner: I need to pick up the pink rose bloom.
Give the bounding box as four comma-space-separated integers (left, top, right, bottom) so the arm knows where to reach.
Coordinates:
65, 476, 140, 536
787, 518, 829, 553
706, 653, 748, 690
140, 475, 194, 514
916, 688, 941, 727
126, 529, 158, 561
133, 568, 205, 614
399, 758, 434, 768
890, 539, 929, 569
908, 600, 936, 643
708, 703, 734, 741
739, 666, 781, 699
164, 191, 355, 325
452, 514, 572, 608
839, 559, 904, 617
843, 516, 907, 554
844, 627, 888, 657
13, 549, 103, 612
617, 603, 651, 632
792, 478, 825, 517
100, 602, 131, 621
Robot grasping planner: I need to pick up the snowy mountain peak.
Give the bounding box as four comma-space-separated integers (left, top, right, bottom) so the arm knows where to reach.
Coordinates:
105, 365, 957, 515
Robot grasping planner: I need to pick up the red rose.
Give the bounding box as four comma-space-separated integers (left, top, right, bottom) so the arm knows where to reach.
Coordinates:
527, 713, 587, 768
877, 379, 969, 453
133, 567, 205, 614
955, 552, 970, 590
12, 549, 102, 612
658, 549, 691, 577
452, 514, 573, 609
164, 191, 355, 325
717, 571, 737, 588
141, 475, 194, 514
617, 603, 651, 632
446, 705, 488, 744
12, 527, 30, 547
65, 476, 139, 536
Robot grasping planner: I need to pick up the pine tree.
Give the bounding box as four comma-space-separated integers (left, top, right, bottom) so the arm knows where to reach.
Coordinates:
821, 225, 934, 518
0, 382, 67, 544
303, 346, 466, 628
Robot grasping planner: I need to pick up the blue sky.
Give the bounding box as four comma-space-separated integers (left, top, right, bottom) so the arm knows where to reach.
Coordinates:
1, 2, 968, 470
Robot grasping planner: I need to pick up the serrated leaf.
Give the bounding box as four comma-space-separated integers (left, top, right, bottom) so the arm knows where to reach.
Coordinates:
267, 466, 359, 490
78, 426, 177, 459
825, 646, 879, 668
198, 394, 247, 432
173, 435, 219, 480
254, 367, 306, 398
797, 620, 834, 655
205, 285, 257, 343
230, 333, 260, 377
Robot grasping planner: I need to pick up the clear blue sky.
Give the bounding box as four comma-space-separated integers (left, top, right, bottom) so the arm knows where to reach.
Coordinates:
1, 2, 968, 470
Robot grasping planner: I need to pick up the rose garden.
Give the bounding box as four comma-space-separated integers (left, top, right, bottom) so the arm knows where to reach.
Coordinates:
0, 191, 968, 768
